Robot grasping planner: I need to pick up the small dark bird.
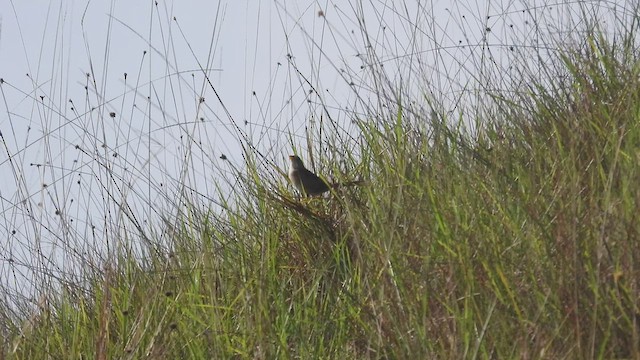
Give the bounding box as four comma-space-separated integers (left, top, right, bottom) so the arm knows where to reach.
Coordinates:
288, 155, 330, 196
288, 155, 363, 196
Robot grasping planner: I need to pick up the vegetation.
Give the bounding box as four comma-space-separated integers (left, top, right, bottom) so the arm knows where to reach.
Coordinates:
2, 2, 640, 359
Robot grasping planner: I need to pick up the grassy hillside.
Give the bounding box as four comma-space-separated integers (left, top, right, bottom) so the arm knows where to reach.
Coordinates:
3, 12, 640, 360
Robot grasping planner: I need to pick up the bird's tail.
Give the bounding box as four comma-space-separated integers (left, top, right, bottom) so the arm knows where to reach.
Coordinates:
330, 180, 366, 189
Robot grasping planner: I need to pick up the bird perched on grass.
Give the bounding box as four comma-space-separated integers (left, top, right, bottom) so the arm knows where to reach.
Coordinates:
288, 155, 363, 196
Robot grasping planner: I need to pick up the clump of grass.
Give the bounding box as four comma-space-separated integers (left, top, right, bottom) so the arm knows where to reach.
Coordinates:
3, 4, 640, 360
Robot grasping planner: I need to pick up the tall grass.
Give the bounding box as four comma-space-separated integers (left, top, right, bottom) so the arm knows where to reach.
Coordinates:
3, 1, 640, 359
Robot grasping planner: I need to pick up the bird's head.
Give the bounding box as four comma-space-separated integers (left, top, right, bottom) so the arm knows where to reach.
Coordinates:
288, 155, 306, 170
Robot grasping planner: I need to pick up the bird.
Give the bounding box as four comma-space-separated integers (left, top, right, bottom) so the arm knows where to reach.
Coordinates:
288, 155, 364, 196
288, 155, 330, 196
